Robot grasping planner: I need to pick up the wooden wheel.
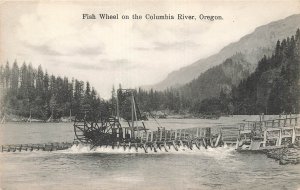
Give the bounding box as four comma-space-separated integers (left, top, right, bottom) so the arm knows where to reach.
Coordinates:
73, 111, 122, 146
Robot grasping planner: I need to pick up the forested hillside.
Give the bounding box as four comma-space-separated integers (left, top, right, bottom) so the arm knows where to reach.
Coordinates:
0, 62, 108, 121
180, 53, 252, 104
135, 29, 300, 116
231, 29, 300, 114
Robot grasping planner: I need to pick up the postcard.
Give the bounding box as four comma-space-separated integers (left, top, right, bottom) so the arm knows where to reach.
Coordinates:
0, 1, 300, 189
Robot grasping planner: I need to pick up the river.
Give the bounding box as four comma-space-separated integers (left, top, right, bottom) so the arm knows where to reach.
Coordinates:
0, 116, 300, 190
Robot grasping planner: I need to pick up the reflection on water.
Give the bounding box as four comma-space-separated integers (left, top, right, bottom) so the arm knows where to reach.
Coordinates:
0, 116, 300, 190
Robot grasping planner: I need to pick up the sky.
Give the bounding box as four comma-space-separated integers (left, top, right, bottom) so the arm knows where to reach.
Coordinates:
0, 0, 299, 98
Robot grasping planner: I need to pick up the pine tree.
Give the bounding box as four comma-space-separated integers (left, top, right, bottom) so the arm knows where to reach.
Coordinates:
10, 61, 19, 93
4, 62, 10, 88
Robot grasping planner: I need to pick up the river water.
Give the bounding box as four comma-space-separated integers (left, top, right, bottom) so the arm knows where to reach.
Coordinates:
0, 116, 300, 190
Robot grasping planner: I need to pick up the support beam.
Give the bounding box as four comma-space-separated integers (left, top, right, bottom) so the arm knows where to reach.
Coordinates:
263, 131, 267, 147
142, 144, 148, 153
179, 129, 182, 140
215, 134, 221, 147
153, 142, 157, 152
179, 140, 184, 147
203, 138, 207, 149
278, 129, 282, 146
195, 140, 200, 149
160, 129, 162, 142
163, 142, 168, 152
292, 127, 296, 144
146, 132, 149, 142
150, 131, 153, 142
188, 141, 193, 150
172, 141, 178, 151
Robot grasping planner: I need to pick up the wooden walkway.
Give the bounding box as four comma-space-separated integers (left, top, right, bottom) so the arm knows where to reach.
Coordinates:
1, 142, 74, 152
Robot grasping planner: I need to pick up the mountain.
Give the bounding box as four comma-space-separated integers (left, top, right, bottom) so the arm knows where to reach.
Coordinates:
151, 14, 300, 90
179, 53, 252, 103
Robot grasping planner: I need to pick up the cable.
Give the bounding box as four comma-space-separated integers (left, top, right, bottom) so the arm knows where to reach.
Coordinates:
148, 111, 164, 128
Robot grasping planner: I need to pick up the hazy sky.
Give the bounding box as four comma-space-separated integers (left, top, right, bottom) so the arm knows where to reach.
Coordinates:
0, 0, 299, 98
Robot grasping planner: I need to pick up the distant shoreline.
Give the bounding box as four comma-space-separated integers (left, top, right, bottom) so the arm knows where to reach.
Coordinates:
1, 113, 298, 125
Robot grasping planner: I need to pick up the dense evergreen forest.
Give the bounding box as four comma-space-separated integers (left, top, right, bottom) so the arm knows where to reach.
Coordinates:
135, 29, 300, 115
231, 29, 300, 114
0, 63, 109, 121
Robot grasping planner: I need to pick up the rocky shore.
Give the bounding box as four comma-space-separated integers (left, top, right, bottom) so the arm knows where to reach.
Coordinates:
266, 147, 300, 165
